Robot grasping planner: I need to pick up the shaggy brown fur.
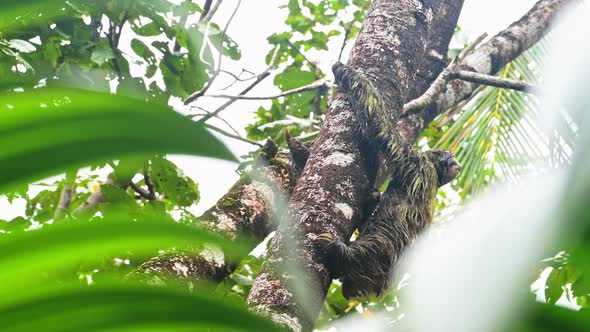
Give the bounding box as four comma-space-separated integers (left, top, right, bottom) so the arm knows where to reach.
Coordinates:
318, 62, 461, 298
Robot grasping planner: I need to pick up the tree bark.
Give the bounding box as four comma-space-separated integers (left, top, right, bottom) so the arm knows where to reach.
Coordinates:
123, 0, 570, 328
398, 0, 465, 141
246, 1, 446, 330
245, 0, 572, 330
402, 0, 572, 139
131, 150, 297, 287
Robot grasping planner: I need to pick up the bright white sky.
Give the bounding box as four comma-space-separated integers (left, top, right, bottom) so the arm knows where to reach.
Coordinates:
0, 0, 539, 219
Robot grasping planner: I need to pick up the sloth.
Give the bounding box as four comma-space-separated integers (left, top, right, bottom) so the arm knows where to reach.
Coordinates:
317, 62, 462, 299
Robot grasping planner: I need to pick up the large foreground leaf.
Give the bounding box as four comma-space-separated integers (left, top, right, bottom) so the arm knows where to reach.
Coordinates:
0, 283, 283, 332
0, 216, 245, 291
0, 214, 273, 331
0, 88, 235, 191
0, 0, 69, 30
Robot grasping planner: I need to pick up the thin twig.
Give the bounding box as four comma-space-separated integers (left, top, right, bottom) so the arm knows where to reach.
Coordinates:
219, 70, 249, 90
402, 69, 453, 116
205, 123, 263, 147
190, 105, 242, 136
107, 11, 129, 79
202, 0, 224, 22
287, 40, 320, 73
218, 69, 263, 90
338, 21, 353, 62
191, 47, 279, 122
184, 0, 241, 104
130, 182, 151, 200
402, 69, 537, 116
203, 79, 331, 100
451, 70, 536, 93
199, 0, 214, 22
196, 71, 271, 122
219, 69, 248, 81
220, 69, 265, 82
144, 171, 157, 200
457, 33, 488, 62
242, 68, 256, 76
114, 12, 129, 46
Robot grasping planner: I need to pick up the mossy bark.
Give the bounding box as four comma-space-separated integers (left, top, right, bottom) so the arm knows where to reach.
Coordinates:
132, 152, 296, 287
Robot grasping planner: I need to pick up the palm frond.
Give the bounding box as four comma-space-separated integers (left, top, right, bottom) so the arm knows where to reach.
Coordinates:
427, 40, 576, 198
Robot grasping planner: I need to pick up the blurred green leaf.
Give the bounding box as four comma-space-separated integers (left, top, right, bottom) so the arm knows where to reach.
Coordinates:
131, 21, 163, 37
0, 282, 283, 332
0, 88, 235, 191
90, 48, 116, 66
274, 66, 315, 91
150, 157, 200, 207
545, 268, 565, 304
505, 302, 590, 332
0, 215, 244, 291
100, 184, 142, 217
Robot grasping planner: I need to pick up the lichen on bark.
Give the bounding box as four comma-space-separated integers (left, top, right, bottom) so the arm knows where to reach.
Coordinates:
246, 1, 446, 330
132, 151, 296, 287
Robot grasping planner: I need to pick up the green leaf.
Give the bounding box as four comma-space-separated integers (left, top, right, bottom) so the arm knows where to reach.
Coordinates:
545, 268, 565, 304
26, 188, 60, 222
274, 66, 315, 91
130, 39, 156, 64
287, 0, 301, 15
100, 184, 142, 217
0, 282, 283, 332
0, 215, 244, 290
151, 157, 200, 207
110, 157, 146, 184
426, 39, 573, 198
0, 88, 235, 191
572, 275, 590, 298
131, 21, 163, 37
91, 48, 116, 66
0, 216, 30, 232
505, 301, 590, 332
0, 0, 62, 30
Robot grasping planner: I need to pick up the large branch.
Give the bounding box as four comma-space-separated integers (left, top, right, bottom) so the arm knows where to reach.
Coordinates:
400, 0, 572, 139
246, 1, 448, 330
131, 149, 298, 287
396, 0, 464, 141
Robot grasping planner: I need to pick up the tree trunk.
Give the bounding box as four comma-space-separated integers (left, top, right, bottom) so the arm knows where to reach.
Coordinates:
398, 0, 465, 142
246, 0, 571, 331
246, 1, 446, 330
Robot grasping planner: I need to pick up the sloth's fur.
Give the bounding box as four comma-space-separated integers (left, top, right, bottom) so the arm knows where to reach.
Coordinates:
318, 62, 461, 298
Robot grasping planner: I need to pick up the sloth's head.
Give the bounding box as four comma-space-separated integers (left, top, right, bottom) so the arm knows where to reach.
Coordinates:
425, 150, 462, 186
